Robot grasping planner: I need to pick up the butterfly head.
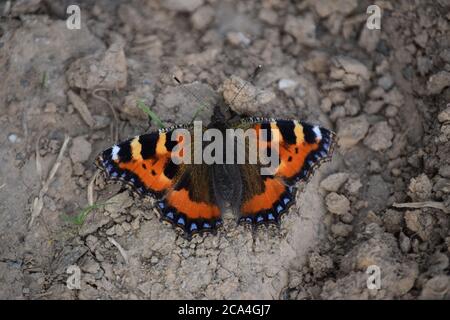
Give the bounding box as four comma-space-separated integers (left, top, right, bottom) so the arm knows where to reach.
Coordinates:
209, 98, 241, 129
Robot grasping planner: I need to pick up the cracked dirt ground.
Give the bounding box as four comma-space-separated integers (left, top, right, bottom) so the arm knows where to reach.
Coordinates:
0, 0, 449, 299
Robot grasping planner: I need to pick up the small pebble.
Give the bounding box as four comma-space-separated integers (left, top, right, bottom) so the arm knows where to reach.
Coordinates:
8, 134, 18, 143
385, 105, 398, 118
259, 8, 278, 25
363, 121, 394, 151
378, 74, 394, 90
151, 256, 159, 264
44, 102, 57, 113
407, 174, 432, 201
345, 178, 362, 195
336, 115, 370, 148
325, 192, 350, 215
226, 32, 251, 47
438, 105, 450, 123
329, 106, 346, 122
331, 222, 353, 237
320, 97, 332, 113
340, 213, 354, 224
399, 232, 411, 253
69, 136, 92, 163
191, 6, 214, 30
320, 173, 349, 192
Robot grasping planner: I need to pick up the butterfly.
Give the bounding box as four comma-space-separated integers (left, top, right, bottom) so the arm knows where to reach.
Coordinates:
96, 99, 335, 239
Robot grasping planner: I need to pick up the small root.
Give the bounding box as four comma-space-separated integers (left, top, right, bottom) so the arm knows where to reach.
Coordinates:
108, 237, 129, 263
393, 201, 449, 214
29, 135, 71, 228
92, 88, 119, 143
68, 90, 95, 128
35, 132, 43, 183
87, 169, 100, 206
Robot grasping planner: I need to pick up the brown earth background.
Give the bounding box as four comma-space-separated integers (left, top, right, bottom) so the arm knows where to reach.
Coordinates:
0, 0, 449, 299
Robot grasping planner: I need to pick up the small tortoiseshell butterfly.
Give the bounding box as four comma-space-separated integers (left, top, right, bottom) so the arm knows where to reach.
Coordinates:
96, 97, 335, 239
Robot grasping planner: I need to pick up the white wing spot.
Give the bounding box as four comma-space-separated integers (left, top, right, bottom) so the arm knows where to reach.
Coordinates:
313, 126, 322, 140
111, 145, 120, 160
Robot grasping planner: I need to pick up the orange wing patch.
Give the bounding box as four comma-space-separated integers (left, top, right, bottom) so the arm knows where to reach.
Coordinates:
241, 178, 286, 214
166, 189, 220, 220
276, 141, 319, 179
268, 120, 330, 182
97, 131, 183, 197
154, 163, 223, 237
116, 157, 173, 192
157, 184, 223, 237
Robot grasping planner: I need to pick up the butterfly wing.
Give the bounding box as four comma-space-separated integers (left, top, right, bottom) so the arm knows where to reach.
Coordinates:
238, 164, 296, 225
97, 129, 183, 197
96, 127, 221, 238
156, 164, 222, 236
236, 118, 335, 225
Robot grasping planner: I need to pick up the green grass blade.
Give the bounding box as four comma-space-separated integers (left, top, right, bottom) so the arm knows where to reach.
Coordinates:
62, 202, 110, 226
137, 99, 165, 129
190, 104, 207, 123
41, 71, 49, 89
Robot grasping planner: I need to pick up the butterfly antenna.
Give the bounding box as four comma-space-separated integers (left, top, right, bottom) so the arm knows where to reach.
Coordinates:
229, 64, 263, 106
173, 76, 211, 123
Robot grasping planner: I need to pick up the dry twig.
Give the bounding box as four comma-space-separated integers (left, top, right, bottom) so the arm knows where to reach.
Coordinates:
35, 133, 43, 183
92, 88, 119, 142
68, 90, 95, 128
108, 237, 129, 263
87, 169, 100, 206
29, 135, 71, 228
393, 201, 449, 214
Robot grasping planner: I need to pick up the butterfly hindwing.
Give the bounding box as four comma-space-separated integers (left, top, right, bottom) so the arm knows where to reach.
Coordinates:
238, 164, 297, 225
157, 164, 222, 236
236, 118, 335, 226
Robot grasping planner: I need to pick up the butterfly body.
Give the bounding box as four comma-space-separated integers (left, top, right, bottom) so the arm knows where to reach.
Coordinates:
96, 103, 335, 239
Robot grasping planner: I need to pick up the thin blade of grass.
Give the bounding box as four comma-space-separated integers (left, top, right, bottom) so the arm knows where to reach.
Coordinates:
62, 202, 110, 226
137, 99, 165, 129
41, 71, 49, 89
190, 104, 207, 123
